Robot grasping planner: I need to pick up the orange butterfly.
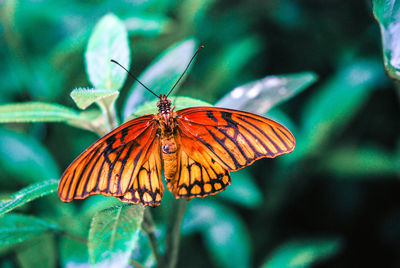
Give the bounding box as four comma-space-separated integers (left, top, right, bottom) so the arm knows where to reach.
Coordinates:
58, 48, 295, 207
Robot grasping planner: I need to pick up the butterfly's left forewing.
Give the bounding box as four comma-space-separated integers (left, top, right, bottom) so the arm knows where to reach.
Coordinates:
58, 115, 160, 203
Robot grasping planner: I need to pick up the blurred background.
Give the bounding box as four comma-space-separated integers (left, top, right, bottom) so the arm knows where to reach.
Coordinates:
0, 0, 399, 267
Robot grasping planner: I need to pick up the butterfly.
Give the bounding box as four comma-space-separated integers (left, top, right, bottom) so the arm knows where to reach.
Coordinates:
58, 47, 296, 207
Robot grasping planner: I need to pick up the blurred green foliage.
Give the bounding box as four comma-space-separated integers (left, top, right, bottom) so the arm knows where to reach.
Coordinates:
0, 0, 399, 268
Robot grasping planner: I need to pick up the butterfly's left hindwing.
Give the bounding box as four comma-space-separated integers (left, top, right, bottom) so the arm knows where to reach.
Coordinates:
58, 115, 159, 203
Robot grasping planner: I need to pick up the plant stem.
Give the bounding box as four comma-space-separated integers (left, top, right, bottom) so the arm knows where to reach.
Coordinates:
59, 230, 88, 244
105, 102, 119, 130
97, 100, 118, 132
142, 208, 162, 264
160, 199, 187, 268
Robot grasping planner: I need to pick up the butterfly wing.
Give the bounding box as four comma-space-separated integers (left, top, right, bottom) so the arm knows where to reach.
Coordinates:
166, 135, 231, 199
118, 137, 163, 206
167, 107, 295, 199
58, 115, 162, 205
176, 107, 295, 171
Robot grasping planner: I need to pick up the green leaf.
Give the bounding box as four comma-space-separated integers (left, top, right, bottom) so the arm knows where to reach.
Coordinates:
88, 204, 144, 267
217, 169, 262, 208
294, 59, 385, 159
182, 200, 251, 268
85, 13, 130, 90
16, 234, 56, 268
70, 88, 120, 110
262, 237, 342, 268
321, 145, 399, 177
127, 96, 212, 120
0, 102, 81, 123
373, 0, 400, 80
0, 102, 101, 133
0, 214, 59, 250
70, 88, 120, 131
80, 195, 122, 226
0, 128, 60, 183
0, 179, 58, 217
123, 39, 196, 120
216, 72, 317, 114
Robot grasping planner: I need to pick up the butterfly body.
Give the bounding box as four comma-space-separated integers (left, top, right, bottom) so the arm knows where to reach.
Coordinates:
58, 94, 296, 207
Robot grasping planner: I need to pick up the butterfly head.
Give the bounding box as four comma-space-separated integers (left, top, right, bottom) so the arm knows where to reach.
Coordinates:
157, 94, 172, 112
157, 94, 174, 127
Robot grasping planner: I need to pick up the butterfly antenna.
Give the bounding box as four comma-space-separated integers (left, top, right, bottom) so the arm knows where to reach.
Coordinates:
110, 59, 159, 98
166, 45, 204, 98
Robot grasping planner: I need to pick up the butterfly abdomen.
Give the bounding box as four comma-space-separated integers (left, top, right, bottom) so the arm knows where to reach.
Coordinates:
161, 133, 179, 184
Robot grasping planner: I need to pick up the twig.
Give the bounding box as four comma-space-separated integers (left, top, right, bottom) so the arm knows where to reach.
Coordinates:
59, 230, 88, 244
160, 199, 187, 268
142, 208, 162, 264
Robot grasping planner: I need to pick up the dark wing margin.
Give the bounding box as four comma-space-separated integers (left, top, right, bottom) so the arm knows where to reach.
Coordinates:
58, 115, 159, 205
176, 107, 296, 171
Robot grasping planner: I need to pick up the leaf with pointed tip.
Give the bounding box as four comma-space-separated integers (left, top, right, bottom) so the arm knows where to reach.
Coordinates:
0, 180, 58, 217
123, 39, 196, 120
262, 237, 342, 268
216, 72, 317, 114
85, 13, 130, 90
88, 204, 144, 267
70, 88, 120, 110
